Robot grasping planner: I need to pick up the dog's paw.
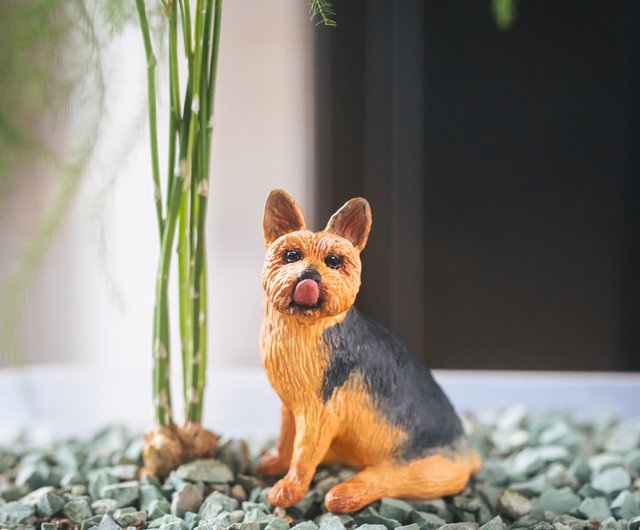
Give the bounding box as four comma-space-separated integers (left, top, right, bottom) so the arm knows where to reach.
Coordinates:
324, 480, 372, 513
258, 451, 290, 476
268, 477, 307, 507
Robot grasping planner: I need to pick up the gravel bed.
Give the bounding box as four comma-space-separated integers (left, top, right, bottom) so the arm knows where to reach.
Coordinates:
1, 406, 639, 530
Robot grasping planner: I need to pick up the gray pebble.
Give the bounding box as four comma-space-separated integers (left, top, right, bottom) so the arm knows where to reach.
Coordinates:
611, 491, 640, 520
592, 467, 631, 496
534, 488, 581, 516
479, 516, 506, 530
497, 491, 532, 519
0, 501, 35, 524
172, 483, 204, 517
411, 511, 446, 529
380, 499, 414, 525
101, 481, 140, 508
176, 460, 234, 484
37, 491, 65, 517
577, 497, 611, 521
92, 498, 119, 515
63, 497, 93, 523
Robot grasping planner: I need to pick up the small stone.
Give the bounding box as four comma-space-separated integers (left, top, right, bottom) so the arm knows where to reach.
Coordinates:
81, 514, 105, 530
497, 491, 533, 519
600, 517, 620, 530
317, 514, 346, 530
578, 497, 612, 521
534, 488, 581, 516
199, 491, 239, 519
148, 498, 172, 520
109, 465, 138, 481
355, 526, 387, 530
630, 516, 640, 530
96, 514, 121, 530
35, 491, 65, 517
243, 507, 271, 528
63, 497, 93, 523
291, 522, 319, 530
475, 462, 509, 487
592, 468, 631, 496
554, 516, 596, 530
624, 450, 640, 472
439, 524, 479, 530
147, 514, 188, 530
288, 491, 320, 519
315, 477, 341, 497
101, 481, 140, 508
172, 483, 204, 517
231, 485, 247, 503
612, 492, 640, 520
510, 476, 550, 498
380, 499, 414, 525
88, 470, 118, 501
231, 510, 246, 523
546, 465, 579, 490
230, 523, 260, 530
411, 511, 446, 529
0, 483, 24, 502
113, 508, 146, 526
355, 512, 401, 530
61, 471, 86, 487
604, 423, 640, 453
176, 460, 234, 484
72, 485, 89, 497
92, 499, 119, 515
141, 485, 166, 511
265, 518, 289, 530
0, 501, 35, 524
479, 516, 506, 530
42, 523, 57, 530
588, 455, 624, 475
569, 460, 591, 483
15, 462, 50, 490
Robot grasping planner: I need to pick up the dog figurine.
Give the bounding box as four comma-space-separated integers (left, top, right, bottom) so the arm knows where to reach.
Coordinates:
259, 189, 480, 513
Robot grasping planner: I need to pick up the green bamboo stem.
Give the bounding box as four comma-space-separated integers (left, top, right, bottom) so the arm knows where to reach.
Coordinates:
135, 0, 164, 234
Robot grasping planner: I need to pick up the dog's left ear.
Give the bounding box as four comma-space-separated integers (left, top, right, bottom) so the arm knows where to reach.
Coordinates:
325, 198, 372, 252
263, 189, 307, 246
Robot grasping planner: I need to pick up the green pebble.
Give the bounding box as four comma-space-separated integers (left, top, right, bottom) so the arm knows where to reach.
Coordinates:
612, 491, 640, 520
534, 488, 581, 516
230, 522, 260, 530
396, 525, 420, 530
475, 462, 509, 486
148, 498, 172, 520
317, 514, 346, 530
42, 523, 56, 530
510, 476, 549, 498
600, 517, 620, 530
199, 492, 239, 520
92, 499, 119, 515
172, 483, 204, 517
578, 497, 611, 521
380, 499, 414, 525
354, 512, 401, 530
0, 501, 35, 524
288, 491, 320, 519
479, 516, 506, 530
37, 491, 65, 517
242, 502, 269, 513
148, 514, 189, 530
15, 463, 50, 490
63, 497, 93, 523
588, 455, 624, 475
100, 481, 140, 508
184, 511, 200, 530
243, 508, 271, 528
475, 484, 504, 511
603, 423, 640, 453
355, 525, 387, 530
592, 468, 631, 496
497, 491, 533, 519
411, 511, 446, 530
140, 485, 166, 511
195, 522, 226, 530
265, 519, 289, 530
630, 516, 640, 530
0, 483, 24, 502
60, 470, 86, 488
554, 515, 596, 530
291, 523, 319, 530
624, 450, 640, 472
546, 465, 579, 490
569, 460, 591, 483
109, 466, 138, 482
113, 508, 146, 526
176, 460, 234, 484
95, 514, 121, 530
439, 523, 479, 530
81, 514, 106, 530
88, 470, 117, 501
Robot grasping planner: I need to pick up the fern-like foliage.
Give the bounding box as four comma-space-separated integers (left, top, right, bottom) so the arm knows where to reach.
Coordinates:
492, 0, 518, 30
307, 0, 336, 27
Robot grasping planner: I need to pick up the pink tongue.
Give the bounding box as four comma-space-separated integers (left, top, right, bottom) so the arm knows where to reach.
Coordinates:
293, 279, 320, 306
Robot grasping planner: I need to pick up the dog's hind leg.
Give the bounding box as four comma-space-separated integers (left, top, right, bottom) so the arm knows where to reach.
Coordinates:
324, 451, 479, 513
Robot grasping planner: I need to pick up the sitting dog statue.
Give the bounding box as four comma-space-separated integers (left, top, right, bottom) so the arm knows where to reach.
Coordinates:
259, 189, 480, 513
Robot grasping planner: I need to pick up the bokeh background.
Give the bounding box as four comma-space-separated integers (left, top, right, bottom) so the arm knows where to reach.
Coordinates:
0, 0, 638, 379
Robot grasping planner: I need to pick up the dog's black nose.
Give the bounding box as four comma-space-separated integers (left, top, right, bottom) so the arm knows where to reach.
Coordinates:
299, 268, 321, 283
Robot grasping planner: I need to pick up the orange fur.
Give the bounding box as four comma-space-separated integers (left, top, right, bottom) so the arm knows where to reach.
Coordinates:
259, 189, 480, 512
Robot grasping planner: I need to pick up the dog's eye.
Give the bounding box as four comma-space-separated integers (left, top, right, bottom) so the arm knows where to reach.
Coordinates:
284, 249, 302, 263
324, 253, 343, 269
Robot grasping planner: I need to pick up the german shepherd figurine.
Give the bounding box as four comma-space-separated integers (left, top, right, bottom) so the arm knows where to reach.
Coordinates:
259, 189, 480, 513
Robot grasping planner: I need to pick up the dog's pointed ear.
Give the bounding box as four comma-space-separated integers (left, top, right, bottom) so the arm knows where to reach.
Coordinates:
325, 198, 372, 252
263, 189, 306, 246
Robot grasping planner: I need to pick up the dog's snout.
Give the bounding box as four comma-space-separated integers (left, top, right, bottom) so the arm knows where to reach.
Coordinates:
299, 269, 321, 284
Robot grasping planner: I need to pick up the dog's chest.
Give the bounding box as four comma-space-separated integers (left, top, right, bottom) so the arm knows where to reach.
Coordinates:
260, 306, 342, 411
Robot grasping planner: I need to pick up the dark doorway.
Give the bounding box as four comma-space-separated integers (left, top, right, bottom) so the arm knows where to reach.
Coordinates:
314, 0, 639, 371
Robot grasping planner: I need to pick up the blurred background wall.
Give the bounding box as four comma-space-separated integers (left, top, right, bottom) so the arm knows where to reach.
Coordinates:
0, 0, 638, 374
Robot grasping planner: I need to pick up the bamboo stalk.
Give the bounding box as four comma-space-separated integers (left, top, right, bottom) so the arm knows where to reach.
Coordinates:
135, 0, 164, 234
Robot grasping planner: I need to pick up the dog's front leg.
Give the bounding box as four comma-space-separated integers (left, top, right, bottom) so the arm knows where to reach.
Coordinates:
268, 407, 337, 507
258, 405, 295, 475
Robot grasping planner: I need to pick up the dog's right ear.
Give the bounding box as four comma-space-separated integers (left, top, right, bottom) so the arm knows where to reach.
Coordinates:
263, 189, 306, 246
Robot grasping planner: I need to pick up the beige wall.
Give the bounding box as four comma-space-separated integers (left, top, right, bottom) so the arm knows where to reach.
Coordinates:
1, 0, 314, 373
